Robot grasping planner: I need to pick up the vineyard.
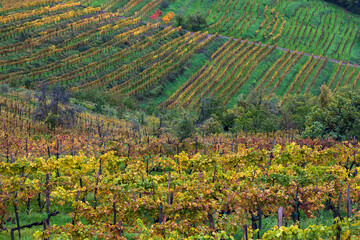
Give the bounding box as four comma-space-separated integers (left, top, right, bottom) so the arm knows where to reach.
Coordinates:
0, 0, 359, 109
2, 0, 360, 239
162, 41, 360, 108
164, 0, 360, 63
3, 140, 360, 239
2, 90, 360, 239
0, 4, 218, 102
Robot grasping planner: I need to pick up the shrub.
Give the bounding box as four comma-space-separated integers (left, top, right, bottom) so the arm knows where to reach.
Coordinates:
160, 0, 169, 9
186, 14, 207, 31
176, 117, 195, 142
200, 117, 222, 135
0, 84, 9, 94
174, 15, 185, 27
303, 88, 360, 140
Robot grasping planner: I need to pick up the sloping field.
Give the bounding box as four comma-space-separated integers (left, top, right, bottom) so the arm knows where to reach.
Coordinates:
0, 4, 218, 103
162, 0, 360, 63
1, 0, 360, 109
162, 41, 360, 108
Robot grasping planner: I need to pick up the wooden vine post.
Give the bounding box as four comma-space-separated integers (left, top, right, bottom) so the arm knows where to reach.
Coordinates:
278, 206, 283, 228
242, 224, 248, 240
167, 171, 173, 205
347, 184, 351, 218
94, 159, 102, 209
278, 206, 284, 240
159, 202, 163, 224
46, 173, 50, 225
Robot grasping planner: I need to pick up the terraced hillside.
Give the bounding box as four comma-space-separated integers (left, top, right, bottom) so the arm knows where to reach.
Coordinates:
1, 0, 360, 109
161, 42, 360, 108
75, 0, 360, 62
161, 0, 360, 63
0, 3, 220, 103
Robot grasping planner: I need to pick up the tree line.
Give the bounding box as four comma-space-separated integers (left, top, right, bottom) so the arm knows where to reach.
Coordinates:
326, 0, 360, 13
90, 84, 360, 142
3, 82, 359, 142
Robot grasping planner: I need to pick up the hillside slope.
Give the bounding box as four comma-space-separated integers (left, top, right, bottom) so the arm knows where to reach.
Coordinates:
1, 0, 359, 108
149, 0, 360, 64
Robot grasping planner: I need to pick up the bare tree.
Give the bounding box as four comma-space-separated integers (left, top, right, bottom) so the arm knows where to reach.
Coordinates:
34, 84, 77, 130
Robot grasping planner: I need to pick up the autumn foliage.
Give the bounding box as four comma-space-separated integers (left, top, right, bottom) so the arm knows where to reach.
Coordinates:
162, 11, 175, 24
2, 91, 360, 239
149, 9, 163, 20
